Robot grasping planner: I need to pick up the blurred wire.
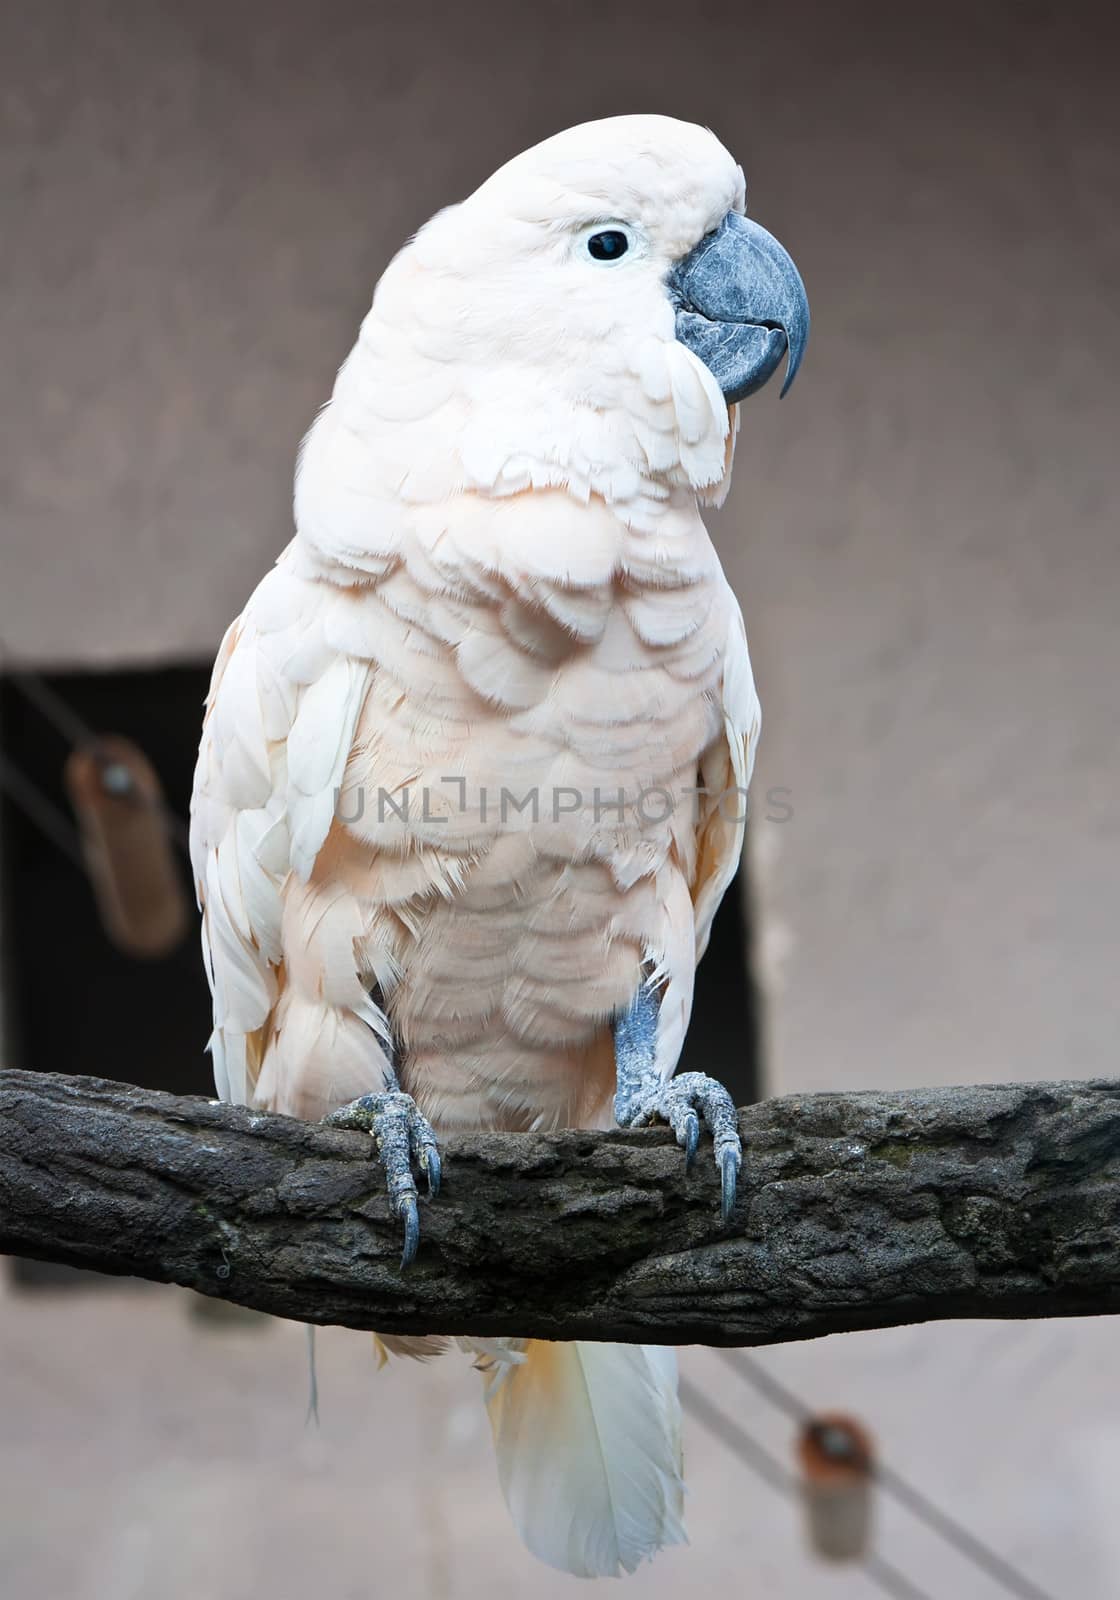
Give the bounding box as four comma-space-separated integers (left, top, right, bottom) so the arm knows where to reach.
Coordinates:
0, 752, 85, 868
1, 647, 192, 856
680, 1375, 933, 1600
6, 666, 96, 752
714, 1350, 1058, 1600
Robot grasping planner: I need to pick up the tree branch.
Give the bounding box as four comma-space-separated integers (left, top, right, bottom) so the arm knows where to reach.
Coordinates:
2, 1069, 1118, 1346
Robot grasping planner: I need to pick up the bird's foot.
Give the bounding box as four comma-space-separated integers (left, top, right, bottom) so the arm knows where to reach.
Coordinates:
619, 1072, 742, 1222
323, 1090, 441, 1267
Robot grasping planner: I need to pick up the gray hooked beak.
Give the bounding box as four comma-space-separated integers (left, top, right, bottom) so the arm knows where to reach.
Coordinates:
668, 212, 810, 403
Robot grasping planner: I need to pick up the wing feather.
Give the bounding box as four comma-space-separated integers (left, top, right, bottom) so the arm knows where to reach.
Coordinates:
190, 548, 383, 1107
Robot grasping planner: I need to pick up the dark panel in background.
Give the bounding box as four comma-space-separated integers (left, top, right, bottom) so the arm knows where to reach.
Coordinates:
1, 665, 215, 1287
0, 666, 214, 1097
680, 872, 760, 1108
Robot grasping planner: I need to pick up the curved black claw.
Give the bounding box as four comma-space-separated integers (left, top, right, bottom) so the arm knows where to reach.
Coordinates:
409, 1111, 442, 1199
399, 1193, 420, 1269
655, 1094, 701, 1168
323, 1089, 442, 1268
622, 1071, 744, 1219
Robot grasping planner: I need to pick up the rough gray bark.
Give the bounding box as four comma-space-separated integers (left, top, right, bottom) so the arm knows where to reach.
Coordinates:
1, 1069, 1118, 1346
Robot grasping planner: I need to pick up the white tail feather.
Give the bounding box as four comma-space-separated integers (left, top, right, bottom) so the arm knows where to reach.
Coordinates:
482, 1339, 686, 1578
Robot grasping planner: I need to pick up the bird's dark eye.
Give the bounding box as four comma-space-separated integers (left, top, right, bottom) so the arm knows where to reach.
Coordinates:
587, 230, 630, 262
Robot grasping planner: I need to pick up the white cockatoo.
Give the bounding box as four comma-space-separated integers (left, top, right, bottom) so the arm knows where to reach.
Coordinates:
190, 114, 808, 1578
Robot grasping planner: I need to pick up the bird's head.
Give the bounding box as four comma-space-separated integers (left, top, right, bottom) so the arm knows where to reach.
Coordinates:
312, 116, 809, 534
434, 115, 806, 403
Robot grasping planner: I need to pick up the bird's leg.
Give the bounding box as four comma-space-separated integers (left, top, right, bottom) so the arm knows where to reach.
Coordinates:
613, 983, 743, 1221
322, 1066, 442, 1269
